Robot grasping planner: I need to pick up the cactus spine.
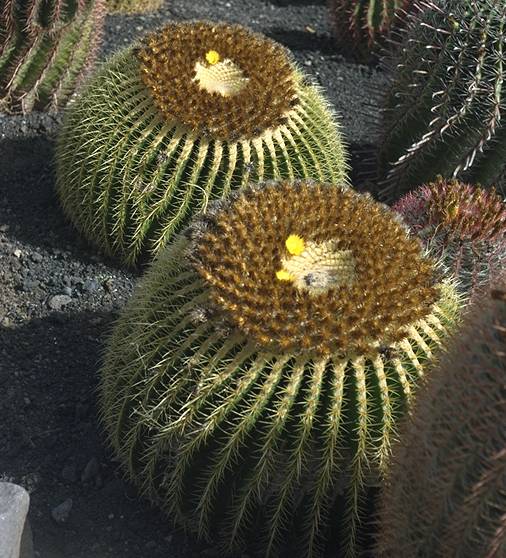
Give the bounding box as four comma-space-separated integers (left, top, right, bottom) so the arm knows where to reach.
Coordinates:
99, 179, 462, 557
378, 0, 506, 200
394, 178, 506, 297
377, 281, 506, 558
0, 0, 105, 113
327, 0, 414, 61
55, 22, 348, 267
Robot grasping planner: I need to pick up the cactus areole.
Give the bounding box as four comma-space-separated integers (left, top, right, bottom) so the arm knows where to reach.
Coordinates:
56, 21, 347, 266
100, 180, 461, 557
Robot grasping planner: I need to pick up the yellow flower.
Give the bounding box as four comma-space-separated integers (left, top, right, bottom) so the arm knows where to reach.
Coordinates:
285, 234, 305, 256
205, 50, 221, 65
276, 269, 293, 281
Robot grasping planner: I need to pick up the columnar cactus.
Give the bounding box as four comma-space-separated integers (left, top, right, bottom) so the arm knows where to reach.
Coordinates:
377, 280, 506, 558
106, 0, 163, 14
99, 179, 462, 557
394, 178, 506, 297
327, 0, 414, 61
55, 21, 348, 267
378, 0, 506, 200
0, 0, 105, 114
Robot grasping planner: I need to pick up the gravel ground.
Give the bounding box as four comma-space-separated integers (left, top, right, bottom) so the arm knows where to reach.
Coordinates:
0, 0, 386, 556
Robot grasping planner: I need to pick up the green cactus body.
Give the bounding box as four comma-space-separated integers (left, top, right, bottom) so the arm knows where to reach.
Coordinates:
377, 281, 506, 558
99, 179, 462, 557
378, 0, 506, 200
55, 22, 348, 267
0, 0, 105, 113
394, 178, 506, 297
327, 0, 414, 61
106, 0, 163, 14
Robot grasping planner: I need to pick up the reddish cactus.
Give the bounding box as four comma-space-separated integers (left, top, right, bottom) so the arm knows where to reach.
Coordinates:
394, 178, 506, 297
327, 0, 414, 61
377, 278, 506, 558
0, 0, 106, 114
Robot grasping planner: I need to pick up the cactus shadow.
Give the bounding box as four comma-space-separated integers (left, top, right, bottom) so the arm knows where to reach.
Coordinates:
0, 131, 130, 270
0, 310, 226, 558
265, 26, 337, 55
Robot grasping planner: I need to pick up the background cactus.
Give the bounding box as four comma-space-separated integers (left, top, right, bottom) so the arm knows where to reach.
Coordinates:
55, 21, 348, 267
0, 0, 105, 114
377, 0, 506, 200
106, 0, 163, 14
326, 0, 414, 62
394, 178, 506, 297
99, 179, 462, 557
376, 279, 506, 558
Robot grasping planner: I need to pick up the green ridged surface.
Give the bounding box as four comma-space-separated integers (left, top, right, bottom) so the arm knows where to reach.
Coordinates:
99, 235, 462, 558
377, 285, 506, 557
0, 0, 105, 113
56, 48, 348, 267
378, 0, 506, 200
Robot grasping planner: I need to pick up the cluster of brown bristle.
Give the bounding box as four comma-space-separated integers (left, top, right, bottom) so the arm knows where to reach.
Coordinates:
137, 21, 298, 141
396, 178, 506, 242
191, 180, 439, 356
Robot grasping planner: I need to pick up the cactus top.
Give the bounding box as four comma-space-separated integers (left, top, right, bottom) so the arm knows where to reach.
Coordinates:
189, 180, 440, 356
137, 21, 299, 141
395, 178, 506, 243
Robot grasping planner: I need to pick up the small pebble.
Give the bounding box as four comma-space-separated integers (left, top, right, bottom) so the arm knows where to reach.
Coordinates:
51, 498, 73, 524
48, 294, 71, 311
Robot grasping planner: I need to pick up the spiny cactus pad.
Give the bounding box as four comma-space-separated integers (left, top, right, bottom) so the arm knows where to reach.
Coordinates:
327, 0, 413, 61
378, 0, 506, 199
55, 21, 348, 266
106, 0, 163, 14
377, 281, 506, 558
99, 179, 462, 557
394, 178, 506, 297
0, 0, 105, 114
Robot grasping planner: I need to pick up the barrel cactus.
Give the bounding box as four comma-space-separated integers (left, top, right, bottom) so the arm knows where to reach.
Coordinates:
378, 0, 506, 200
99, 179, 462, 557
55, 21, 348, 267
377, 279, 506, 558
106, 0, 163, 14
0, 0, 105, 114
327, 0, 414, 61
394, 178, 506, 297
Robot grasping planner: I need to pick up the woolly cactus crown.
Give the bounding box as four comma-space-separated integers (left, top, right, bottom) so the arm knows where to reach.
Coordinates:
394, 178, 506, 295
138, 22, 298, 141
100, 179, 461, 557
191, 180, 439, 356
56, 21, 347, 266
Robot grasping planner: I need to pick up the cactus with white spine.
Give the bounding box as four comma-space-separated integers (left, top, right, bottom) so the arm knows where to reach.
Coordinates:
0, 0, 105, 114
377, 279, 506, 558
394, 178, 506, 297
378, 0, 506, 200
99, 179, 462, 557
55, 21, 348, 267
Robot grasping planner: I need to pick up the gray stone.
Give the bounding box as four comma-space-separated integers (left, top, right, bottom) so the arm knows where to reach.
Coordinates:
51, 498, 72, 524
47, 295, 71, 311
0, 482, 32, 558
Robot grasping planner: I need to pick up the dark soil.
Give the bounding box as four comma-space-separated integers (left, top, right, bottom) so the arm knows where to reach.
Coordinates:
0, 1, 386, 556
